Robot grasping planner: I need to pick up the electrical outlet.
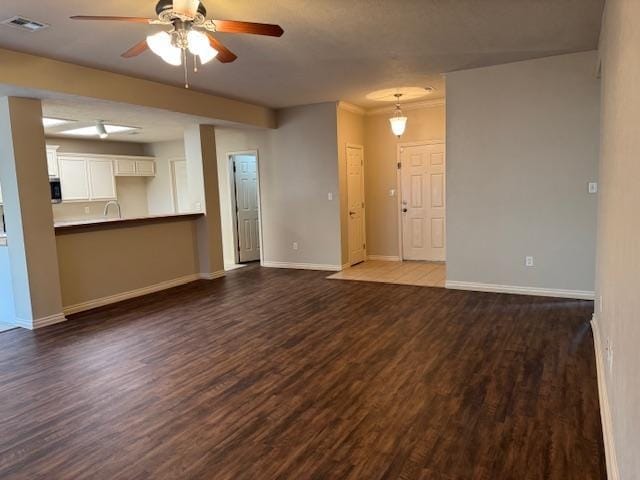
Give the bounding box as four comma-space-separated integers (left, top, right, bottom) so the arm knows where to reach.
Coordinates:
84, 206, 90, 214
292, 242, 299, 251
525, 256, 534, 267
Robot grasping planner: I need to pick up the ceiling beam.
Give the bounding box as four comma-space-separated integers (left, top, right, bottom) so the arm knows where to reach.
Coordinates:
0, 47, 276, 129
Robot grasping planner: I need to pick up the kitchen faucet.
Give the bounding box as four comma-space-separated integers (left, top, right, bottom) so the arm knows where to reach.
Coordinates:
103, 200, 122, 219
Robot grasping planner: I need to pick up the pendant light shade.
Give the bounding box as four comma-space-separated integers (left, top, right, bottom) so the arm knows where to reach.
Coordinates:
146, 31, 182, 66
389, 93, 407, 138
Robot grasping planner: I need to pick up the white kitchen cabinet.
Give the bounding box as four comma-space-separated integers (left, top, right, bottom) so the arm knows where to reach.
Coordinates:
46, 145, 60, 177
135, 160, 155, 176
114, 158, 136, 176
87, 159, 116, 200
58, 157, 90, 201
114, 157, 155, 177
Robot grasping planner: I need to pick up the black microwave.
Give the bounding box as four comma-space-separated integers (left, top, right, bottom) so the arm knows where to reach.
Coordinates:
50, 177, 62, 204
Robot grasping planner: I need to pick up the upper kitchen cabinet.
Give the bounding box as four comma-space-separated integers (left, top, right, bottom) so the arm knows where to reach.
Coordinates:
87, 159, 116, 201
57, 155, 116, 202
46, 145, 60, 177
58, 156, 90, 201
114, 157, 156, 177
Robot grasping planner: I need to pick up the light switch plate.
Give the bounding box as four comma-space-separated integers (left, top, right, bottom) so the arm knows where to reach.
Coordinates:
525, 256, 534, 267
588, 182, 598, 194
327, 192, 333, 201
389, 189, 396, 197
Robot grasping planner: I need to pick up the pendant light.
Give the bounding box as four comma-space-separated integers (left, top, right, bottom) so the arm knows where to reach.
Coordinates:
389, 93, 408, 138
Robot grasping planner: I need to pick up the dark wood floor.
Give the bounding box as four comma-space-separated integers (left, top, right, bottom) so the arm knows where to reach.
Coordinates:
0, 265, 606, 479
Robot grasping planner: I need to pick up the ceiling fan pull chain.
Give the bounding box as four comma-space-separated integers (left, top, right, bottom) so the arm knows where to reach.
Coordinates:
183, 49, 190, 88
194, 54, 198, 73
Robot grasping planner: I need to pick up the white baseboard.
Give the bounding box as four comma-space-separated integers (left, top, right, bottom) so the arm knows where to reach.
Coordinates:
14, 312, 67, 330
199, 270, 226, 280
63, 271, 224, 316
367, 255, 402, 262
591, 317, 620, 480
262, 261, 342, 272
445, 280, 595, 300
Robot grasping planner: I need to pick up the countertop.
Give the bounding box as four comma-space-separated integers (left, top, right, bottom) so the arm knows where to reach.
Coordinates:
54, 213, 204, 233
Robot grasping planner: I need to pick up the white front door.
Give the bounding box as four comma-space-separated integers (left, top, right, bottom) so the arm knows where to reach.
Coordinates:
233, 155, 260, 263
347, 145, 366, 265
400, 143, 446, 261
171, 160, 190, 213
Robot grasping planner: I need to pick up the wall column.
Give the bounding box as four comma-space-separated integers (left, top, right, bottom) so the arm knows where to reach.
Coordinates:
0, 97, 64, 329
184, 124, 225, 278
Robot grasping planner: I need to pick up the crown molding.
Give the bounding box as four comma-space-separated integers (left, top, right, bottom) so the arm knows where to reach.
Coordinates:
337, 101, 366, 115
366, 98, 446, 116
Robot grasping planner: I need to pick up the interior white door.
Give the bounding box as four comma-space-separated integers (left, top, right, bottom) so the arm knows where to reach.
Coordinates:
171, 160, 190, 213
347, 145, 365, 265
400, 143, 446, 261
233, 155, 260, 263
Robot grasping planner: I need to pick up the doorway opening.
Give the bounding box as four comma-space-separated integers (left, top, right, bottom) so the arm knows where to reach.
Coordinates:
227, 152, 262, 267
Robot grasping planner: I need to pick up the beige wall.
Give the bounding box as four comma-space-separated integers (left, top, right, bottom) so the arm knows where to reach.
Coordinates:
364, 103, 446, 258
214, 128, 271, 265
0, 97, 63, 325
56, 219, 199, 308
446, 51, 600, 294
595, 1, 640, 478
145, 140, 186, 216
0, 48, 275, 129
214, 103, 341, 269
337, 106, 365, 265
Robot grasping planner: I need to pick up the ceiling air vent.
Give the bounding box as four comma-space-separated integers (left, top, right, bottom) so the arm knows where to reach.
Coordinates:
1, 16, 49, 32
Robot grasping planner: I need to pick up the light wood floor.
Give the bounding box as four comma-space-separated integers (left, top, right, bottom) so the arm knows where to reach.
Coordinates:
329, 260, 446, 287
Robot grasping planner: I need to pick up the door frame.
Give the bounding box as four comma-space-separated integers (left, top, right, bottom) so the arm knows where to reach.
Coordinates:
346, 143, 367, 266
227, 150, 264, 265
169, 157, 186, 214
396, 140, 446, 261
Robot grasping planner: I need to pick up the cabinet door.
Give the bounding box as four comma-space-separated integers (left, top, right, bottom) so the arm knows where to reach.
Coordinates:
114, 159, 136, 176
88, 159, 116, 200
58, 158, 90, 201
46, 146, 59, 177
135, 160, 155, 176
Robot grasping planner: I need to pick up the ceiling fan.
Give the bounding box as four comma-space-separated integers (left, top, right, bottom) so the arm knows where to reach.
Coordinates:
70, 0, 283, 88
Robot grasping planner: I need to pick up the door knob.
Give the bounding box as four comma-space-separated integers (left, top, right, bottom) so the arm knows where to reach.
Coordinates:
349, 211, 356, 216
402, 208, 408, 213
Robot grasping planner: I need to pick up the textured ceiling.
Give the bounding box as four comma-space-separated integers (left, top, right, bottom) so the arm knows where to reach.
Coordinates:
0, 0, 604, 108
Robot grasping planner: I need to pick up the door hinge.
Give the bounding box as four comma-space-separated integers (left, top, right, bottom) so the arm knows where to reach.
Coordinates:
397, 162, 402, 170
363, 243, 366, 249
361, 202, 365, 208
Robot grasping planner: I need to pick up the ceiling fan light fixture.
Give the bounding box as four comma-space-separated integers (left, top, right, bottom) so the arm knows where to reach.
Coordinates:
96, 121, 108, 139
187, 29, 217, 64
147, 30, 182, 65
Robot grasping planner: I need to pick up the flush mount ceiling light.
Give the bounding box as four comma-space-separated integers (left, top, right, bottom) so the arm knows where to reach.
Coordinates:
59, 123, 139, 138
70, 0, 284, 88
389, 94, 408, 138
42, 117, 74, 128
96, 121, 108, 139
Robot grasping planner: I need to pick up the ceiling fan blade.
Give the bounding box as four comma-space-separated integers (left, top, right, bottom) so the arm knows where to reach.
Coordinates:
173, 0, 200, 17
121, 39, 149, 58
70, 15, 153, 23
206, 34, 238, 63
211, 20, 284, 37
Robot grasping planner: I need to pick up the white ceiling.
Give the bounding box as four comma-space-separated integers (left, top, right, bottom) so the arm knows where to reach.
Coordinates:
0, 0, 604, 108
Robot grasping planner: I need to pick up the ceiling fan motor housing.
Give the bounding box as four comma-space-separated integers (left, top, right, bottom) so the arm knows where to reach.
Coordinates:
155, 0, 207, 18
